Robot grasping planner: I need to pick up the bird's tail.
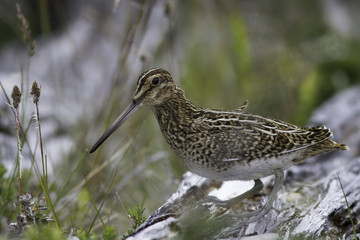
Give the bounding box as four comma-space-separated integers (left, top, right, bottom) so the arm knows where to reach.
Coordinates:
309, 125, 349, 151
333, 142, 349, 151
318, 139, 349, 151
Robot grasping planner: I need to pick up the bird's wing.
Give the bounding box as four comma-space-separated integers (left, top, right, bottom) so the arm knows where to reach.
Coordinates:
191, 112, 332, 162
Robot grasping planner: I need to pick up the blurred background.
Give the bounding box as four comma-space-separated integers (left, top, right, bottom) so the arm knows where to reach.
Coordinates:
0, 0, 359, 237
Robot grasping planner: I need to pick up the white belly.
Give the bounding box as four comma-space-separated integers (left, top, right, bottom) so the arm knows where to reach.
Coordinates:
183, 153, 301, 181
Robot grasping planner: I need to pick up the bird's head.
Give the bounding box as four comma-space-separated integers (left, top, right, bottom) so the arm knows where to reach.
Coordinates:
90, 68, 176, 153
132, 68, 175, 106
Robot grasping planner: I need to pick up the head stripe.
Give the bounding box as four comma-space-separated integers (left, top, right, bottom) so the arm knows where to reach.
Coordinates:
134, 68, 171, 96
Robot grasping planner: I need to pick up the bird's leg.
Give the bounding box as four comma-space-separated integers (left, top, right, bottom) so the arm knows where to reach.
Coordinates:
238, 169, 284, 222
199, 170, 284, 225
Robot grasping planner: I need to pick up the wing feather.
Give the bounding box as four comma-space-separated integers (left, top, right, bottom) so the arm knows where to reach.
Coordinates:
191, 111, 332, 162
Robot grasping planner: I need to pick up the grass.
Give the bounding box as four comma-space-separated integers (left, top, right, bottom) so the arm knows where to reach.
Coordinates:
1, 47, 126, 240
11, 85, 22, 197
1, 3, 152, 239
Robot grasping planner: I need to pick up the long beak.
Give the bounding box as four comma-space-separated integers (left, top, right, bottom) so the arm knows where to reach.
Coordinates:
90, 101, 140, 153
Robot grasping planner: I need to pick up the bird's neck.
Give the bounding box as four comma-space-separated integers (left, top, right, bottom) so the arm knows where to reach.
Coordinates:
152, 86, 198, 129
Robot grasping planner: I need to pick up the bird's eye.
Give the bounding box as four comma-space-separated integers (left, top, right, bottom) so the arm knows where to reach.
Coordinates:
152, 77, 159, 85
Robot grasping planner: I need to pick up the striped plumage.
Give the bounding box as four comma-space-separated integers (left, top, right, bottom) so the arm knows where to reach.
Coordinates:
90, 68, 348, 221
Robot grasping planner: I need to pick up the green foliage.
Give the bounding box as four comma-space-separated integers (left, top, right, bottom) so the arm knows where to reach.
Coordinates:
77, 229, 98, 240
182, 14, 251, 109
0, 165, 6, 180
229, 14, 251, 96
102, 226, 117, 240
72, 223, 118, 240
122, 205, 147, 239
23, 225, 63, 240
297, 70, 321, 124
296, 58, 357, 124
128, 205, 146, 229
78, 189, 91, 212
0, 165, 15, 230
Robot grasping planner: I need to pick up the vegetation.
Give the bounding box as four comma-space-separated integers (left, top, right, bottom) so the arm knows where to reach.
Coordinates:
0, 1, 359, 239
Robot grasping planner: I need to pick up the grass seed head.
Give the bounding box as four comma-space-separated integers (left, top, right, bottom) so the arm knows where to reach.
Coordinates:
11, 85, 22, 109
30, 81, 41, 104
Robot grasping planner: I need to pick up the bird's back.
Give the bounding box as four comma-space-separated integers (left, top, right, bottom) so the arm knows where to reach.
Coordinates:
154, 100, 348, 180
193, 110, 347, 162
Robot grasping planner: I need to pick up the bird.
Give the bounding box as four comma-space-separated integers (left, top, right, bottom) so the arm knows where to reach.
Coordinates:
90, 68, 349, 222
